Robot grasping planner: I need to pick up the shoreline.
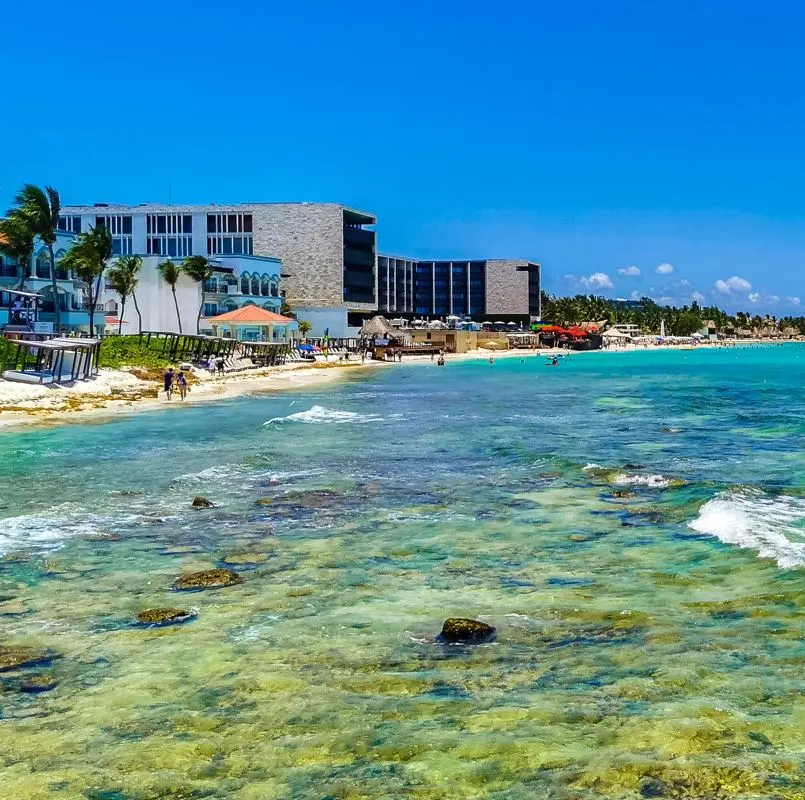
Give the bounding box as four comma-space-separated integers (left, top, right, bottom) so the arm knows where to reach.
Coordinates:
0, 339, 796, 431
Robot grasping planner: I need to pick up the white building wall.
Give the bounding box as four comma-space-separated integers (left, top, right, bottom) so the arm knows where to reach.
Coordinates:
114, 257, 201, 334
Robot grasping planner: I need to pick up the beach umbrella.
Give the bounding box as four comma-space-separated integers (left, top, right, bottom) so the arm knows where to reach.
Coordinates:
298, 344, 316, 352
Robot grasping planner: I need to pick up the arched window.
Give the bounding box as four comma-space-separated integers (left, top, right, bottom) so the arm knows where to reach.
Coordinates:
251, 276, 260, 295
270, 275, 280, 297
240, 272, 250, 294
55, 249, 69, 280
36, 248, 52, 279
260, 275, 270, 296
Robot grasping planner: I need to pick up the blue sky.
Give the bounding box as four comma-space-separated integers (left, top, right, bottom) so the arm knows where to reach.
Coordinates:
3, 0, 804, 313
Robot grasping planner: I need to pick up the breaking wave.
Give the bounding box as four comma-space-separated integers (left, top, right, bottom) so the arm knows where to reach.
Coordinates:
0, 504, 104, 557
689, 488, 805, 568
614, 473, 674, 489
264, 405, 384, 426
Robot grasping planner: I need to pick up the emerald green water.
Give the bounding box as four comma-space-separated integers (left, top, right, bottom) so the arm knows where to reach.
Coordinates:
3, 346, 805, 798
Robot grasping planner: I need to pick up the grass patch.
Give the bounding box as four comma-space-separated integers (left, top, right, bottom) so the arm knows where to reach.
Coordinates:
98, 336, 171, 371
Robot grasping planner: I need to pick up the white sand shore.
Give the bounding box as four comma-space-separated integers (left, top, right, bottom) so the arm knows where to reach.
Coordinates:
0, 339, 790, 429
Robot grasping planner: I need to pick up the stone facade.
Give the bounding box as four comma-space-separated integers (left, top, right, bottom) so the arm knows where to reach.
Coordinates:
484, 260, 534, 317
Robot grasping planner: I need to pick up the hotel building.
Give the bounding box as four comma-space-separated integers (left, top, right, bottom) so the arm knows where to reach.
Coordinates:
377, 256, 541, 321
59, 202, 377, 337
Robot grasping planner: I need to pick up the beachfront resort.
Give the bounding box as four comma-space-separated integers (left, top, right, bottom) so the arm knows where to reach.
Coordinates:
0, 181, 804, 413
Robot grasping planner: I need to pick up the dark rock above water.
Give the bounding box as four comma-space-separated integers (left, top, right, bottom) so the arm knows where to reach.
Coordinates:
135, 608, 196, 626
0, 645, 56, 672
173, 569, 243, 591
439, 618, 496, 644
191, 496, 215, 508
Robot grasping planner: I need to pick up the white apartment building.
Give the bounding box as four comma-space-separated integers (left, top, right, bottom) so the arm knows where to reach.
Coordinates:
58, 206, 285, 337
60, 202, 378, 337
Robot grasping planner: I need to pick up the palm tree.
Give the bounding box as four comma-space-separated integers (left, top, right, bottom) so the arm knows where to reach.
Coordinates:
7, 185, 61, 330
158, 259, 183, 333
181, 255, 214, 334
298, 320, 312, 339
0, 216, 35, 290
61, 225, 112, 335
114, 255, 143, 334
106, 263, 138, 334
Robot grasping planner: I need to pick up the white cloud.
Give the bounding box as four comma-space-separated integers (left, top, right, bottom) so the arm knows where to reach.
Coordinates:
767, 295, 780, 303
579, 272, 614, 289
788, 296, 801, 306
714, 276, 752, 295
630, 290, 642, 301
691, 291, 706, 303
618, 265, 641, 277
655, 263, 674, 275
748, 292, 760, 303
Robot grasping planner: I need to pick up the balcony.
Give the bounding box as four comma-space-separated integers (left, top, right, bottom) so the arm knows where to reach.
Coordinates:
344, 247, 375, 269
344, 226, 375, 249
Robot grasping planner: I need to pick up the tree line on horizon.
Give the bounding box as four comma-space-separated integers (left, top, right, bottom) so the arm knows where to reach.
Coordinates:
540, 292, 805, 336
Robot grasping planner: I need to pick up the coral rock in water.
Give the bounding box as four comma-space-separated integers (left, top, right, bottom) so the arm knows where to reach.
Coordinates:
19, 674, 58, 693
191, 496, 215, 508
173, 569, 243, 591
135, 608, 195, 626
0, 646, 55, 672
439, 618, 496, 644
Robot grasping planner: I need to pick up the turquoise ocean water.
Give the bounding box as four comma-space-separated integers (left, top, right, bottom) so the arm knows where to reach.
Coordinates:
3, 346, 805, 798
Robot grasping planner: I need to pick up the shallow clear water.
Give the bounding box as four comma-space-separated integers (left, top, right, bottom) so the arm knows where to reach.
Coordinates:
4, 346, 805, 798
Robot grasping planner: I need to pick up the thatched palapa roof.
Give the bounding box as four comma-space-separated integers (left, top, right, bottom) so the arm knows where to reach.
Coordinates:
360, 316, 399, 339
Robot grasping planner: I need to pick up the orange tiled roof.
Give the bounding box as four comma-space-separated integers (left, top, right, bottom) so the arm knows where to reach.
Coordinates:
207, 305, 295, 324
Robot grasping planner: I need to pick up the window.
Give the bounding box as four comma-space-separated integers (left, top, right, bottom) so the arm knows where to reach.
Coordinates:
251, 277, 260, 295
57, 215, 82, 233
240, 274, 250, 294
204, 303, 218, 317
205, 213, 253, 256
146, 214, 192, 257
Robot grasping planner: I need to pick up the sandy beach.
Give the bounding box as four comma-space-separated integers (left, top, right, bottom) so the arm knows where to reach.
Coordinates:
0, 339, 788, 429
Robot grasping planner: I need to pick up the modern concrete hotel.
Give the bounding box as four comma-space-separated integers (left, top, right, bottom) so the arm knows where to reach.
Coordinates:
378, 256, 541, 321
60, 202, 377, 337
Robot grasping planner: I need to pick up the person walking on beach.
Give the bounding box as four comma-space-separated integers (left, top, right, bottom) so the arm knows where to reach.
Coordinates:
163, 368, 174, 400
216, 355, 225, 376
176, 370, 188, 401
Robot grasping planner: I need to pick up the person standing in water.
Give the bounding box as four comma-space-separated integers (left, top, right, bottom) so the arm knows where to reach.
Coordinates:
163, 368, 174, 400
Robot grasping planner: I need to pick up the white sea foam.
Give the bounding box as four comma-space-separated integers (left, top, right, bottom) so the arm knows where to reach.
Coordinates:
0, 504, 102, 557
689, 489, 805, 568
582, 463, 602, 472
264, 405, 384, 426
614, 473, 674, 489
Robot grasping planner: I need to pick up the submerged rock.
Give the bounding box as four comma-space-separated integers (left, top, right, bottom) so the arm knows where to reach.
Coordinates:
0, 645, 55, 672
82, 533, 123, 542
220, 553, 268, 566
0, 599, 28, 616
173, 569, 243, 591
640, 777, 668, 797
439, 618, 496, 644
191, 496, 215, 508
135, 608, 196, 626
19, 675, 58, 693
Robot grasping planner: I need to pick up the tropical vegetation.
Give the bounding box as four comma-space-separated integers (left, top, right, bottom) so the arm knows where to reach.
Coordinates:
5, 185, 61, 328
112, 255, 143, 334
157, 260, 183, 333
0, 216, 35, 289
540, 292, 805, 337
59, 225, 113, 335
106, 259, 139, 334
298, 320, 312, 338
181, 255, 214, 333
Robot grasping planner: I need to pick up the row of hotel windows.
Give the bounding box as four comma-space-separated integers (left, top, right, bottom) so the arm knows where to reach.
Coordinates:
206, 275, 280, 296
57, 213, 255, 237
